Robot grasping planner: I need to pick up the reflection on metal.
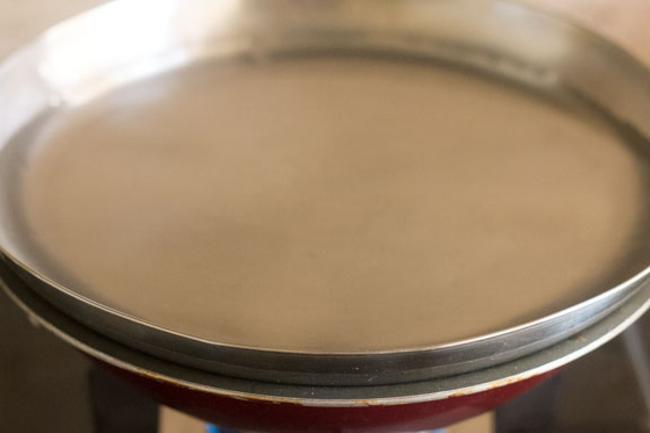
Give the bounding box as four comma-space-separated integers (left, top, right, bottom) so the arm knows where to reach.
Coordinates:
0, 0, 649, 387
622, 322, 650, 421
1, 259, 648, 406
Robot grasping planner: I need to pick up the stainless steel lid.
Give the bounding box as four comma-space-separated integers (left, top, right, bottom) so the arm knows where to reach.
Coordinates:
0, 0, 649, 385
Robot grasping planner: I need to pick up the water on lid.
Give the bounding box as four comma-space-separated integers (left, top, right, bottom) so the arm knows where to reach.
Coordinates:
19, 56, 645, 352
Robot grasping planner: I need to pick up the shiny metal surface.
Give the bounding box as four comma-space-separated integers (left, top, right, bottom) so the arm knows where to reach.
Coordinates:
0, 0, 649, 386
1, 256, 649, 405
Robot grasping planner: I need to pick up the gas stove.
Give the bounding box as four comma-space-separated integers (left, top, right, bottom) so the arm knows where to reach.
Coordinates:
1, 293, 648, 433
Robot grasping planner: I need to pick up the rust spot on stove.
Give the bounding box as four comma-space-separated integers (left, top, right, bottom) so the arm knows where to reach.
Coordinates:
486, 375, 524, 390
357, 399, 380, 407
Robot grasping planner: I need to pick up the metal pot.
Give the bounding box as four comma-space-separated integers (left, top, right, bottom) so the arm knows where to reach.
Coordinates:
3, 260, 647, 431
1, 0, 649, 430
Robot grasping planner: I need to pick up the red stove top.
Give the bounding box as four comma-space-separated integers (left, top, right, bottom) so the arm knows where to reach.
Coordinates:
1, 292, 648, 433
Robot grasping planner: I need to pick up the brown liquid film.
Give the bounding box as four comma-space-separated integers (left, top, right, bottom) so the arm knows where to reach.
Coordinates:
22, 57, 644, 351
